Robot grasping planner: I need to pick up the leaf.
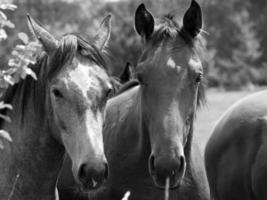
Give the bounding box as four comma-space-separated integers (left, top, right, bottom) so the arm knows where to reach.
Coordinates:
24, 67, 37, 80
0, 29, 7, 41
0, 11, 7, 20
0, 101, 12, 110
0, 114, 11, 123
0, 130, 12, 142
1, 20, 15, 28
3, 74, 15, 85
8, 58, 19, 67
0, 4, 17, 11
14, 44, 26, 51
18, 32, 29, 44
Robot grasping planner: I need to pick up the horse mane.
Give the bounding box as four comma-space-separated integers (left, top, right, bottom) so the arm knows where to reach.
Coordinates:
0, 34, 109, 127
143, 13, 207, 108
151, 14, 205, 52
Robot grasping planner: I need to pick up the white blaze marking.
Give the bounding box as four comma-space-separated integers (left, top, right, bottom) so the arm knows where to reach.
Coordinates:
167, 57, 181, 73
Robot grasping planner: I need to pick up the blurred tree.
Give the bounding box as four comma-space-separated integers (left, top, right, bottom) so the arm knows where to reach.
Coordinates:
0, 0, 267, 88
204, 0, 263, 88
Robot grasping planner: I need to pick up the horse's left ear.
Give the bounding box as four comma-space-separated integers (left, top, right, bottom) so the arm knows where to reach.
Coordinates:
135, 4, 154, 40
27, 14, 58, 54
94, 14, 112, 50
182, 0, 202, 38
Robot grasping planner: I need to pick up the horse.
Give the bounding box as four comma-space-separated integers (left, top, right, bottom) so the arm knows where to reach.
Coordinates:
88, 1, 210, 199
205, 90, 267, 200
57, 63, 134, 200
0, 14, 115, 200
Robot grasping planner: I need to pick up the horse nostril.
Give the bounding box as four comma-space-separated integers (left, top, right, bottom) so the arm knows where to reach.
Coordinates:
178, 155, 185, 174
78, 164, 87, 181
149, 154, 156, 174
104, 163, 109, 179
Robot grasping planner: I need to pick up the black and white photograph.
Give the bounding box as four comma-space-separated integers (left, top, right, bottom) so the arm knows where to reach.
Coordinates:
0, 0, 266, 199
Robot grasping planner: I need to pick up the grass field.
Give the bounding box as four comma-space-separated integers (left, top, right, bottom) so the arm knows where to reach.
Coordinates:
195, 88, 266, 152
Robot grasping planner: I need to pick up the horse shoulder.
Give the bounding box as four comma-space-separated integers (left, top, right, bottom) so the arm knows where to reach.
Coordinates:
251, 116, 267, 199
205, 90, 267, 161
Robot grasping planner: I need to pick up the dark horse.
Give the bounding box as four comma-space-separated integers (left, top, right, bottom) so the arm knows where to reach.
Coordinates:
89, 1, 210, 199
0, 15, 115, 200
205, 90, 267, 200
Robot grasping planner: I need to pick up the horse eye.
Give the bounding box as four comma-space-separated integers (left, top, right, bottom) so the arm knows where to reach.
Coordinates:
52, 88, 64, 99
195, 73, 202, 83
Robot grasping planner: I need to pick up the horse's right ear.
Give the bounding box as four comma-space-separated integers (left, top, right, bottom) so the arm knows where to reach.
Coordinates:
135, 4, 154, 39
27, 14, 58, 54
94, 14, 112, 51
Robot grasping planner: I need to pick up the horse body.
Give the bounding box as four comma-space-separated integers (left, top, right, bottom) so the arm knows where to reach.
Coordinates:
90, 85, 209, 200
0, 15, 114, 200
95, 85, 209, 200
205, 90, 267, 200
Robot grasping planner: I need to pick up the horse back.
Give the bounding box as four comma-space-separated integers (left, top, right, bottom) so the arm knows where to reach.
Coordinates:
205, 90, 267, 200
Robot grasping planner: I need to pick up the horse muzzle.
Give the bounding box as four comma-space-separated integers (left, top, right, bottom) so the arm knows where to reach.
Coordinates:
75, 160, 109, 192
148, 153, 186, 189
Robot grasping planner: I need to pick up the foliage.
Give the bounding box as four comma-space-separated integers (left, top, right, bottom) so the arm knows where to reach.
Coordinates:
0, 0, 16, 41
204, 1, 264, 89
0, 0, 266, 91
0, 0, 40, 149
0, 0, 16, 148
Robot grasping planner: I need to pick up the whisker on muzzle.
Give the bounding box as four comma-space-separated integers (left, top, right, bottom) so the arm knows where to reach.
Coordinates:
164, 177, 170, 200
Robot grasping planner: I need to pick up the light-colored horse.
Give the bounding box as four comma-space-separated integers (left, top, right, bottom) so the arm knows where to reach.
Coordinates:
0, 15, 114, 200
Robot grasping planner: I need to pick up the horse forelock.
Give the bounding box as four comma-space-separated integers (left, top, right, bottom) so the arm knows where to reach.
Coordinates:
149, 14, 206, 58
48, 34, 108, 80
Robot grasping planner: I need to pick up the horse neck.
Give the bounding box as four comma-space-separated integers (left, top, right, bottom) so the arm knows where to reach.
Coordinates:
132, 88, 152, 159
0, 81, 65, 199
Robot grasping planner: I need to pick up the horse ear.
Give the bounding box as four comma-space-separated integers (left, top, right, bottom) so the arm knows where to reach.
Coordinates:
120, 62, 134, 83
182, 0, 202, 38
135, 4, 154, 39
94, 14, 112, 50
27, 14, 58, 53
